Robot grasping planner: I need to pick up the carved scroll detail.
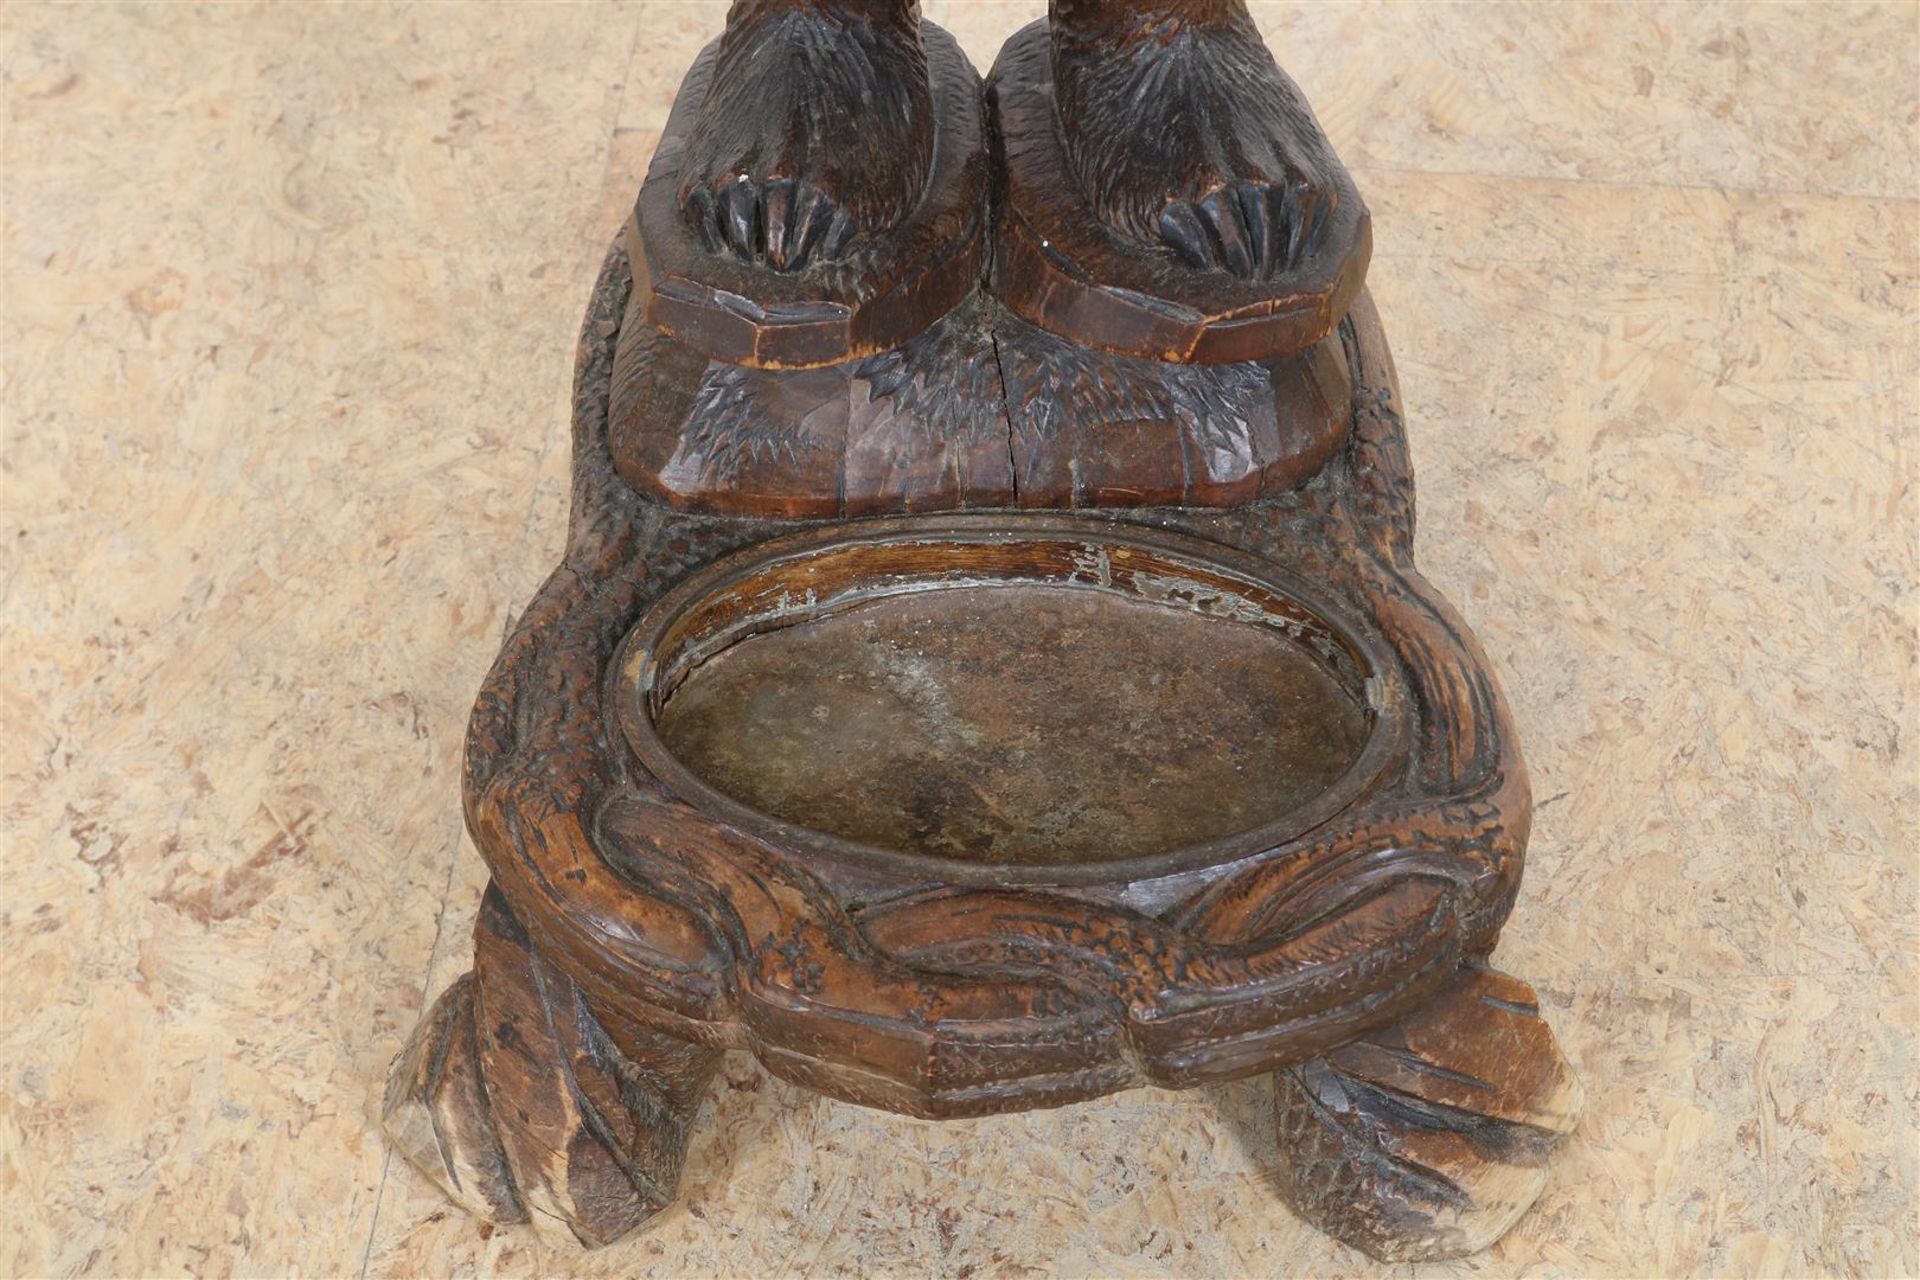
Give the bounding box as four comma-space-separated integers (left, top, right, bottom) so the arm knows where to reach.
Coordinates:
383, 887, 721, 1246
1271, 963, 1582, 1261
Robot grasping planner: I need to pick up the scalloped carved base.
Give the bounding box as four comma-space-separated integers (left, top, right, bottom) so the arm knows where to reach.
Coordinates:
383, 887, 721, 1247
1271, 962, 1583, 1261
384, 925, 1580, 1254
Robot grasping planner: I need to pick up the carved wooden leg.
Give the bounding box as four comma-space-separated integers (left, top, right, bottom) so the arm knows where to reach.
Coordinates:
384, 886, 723, 1246
1270, 962, 1582, 1262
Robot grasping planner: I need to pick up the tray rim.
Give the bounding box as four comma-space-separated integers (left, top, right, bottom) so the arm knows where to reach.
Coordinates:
611, 512, 1408, 888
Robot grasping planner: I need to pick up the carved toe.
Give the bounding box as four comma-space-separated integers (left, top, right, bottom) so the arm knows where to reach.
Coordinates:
1158, 179, 1334, 278
686, 177, 859, 271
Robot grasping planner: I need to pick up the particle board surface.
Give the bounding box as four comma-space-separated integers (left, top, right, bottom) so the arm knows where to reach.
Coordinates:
3, 3, 1915, 1276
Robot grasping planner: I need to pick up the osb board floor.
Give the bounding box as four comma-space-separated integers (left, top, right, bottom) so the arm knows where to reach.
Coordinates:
3, 2, 1914, 1276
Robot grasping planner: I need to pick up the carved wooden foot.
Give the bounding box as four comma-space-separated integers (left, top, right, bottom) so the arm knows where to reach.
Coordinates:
383, 886, 723, 1246
678, 0, 933, 269
989, 19, 1369, 363
633, 17, 986, 369
1270, 962, 1582, 1262
1049, 0, 1349, 277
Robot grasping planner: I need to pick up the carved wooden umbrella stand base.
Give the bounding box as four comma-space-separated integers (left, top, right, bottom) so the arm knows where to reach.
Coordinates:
385, 11, 1579, 1262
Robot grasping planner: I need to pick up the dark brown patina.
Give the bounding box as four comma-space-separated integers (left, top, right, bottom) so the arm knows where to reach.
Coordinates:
383, 1, 1577, 1262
